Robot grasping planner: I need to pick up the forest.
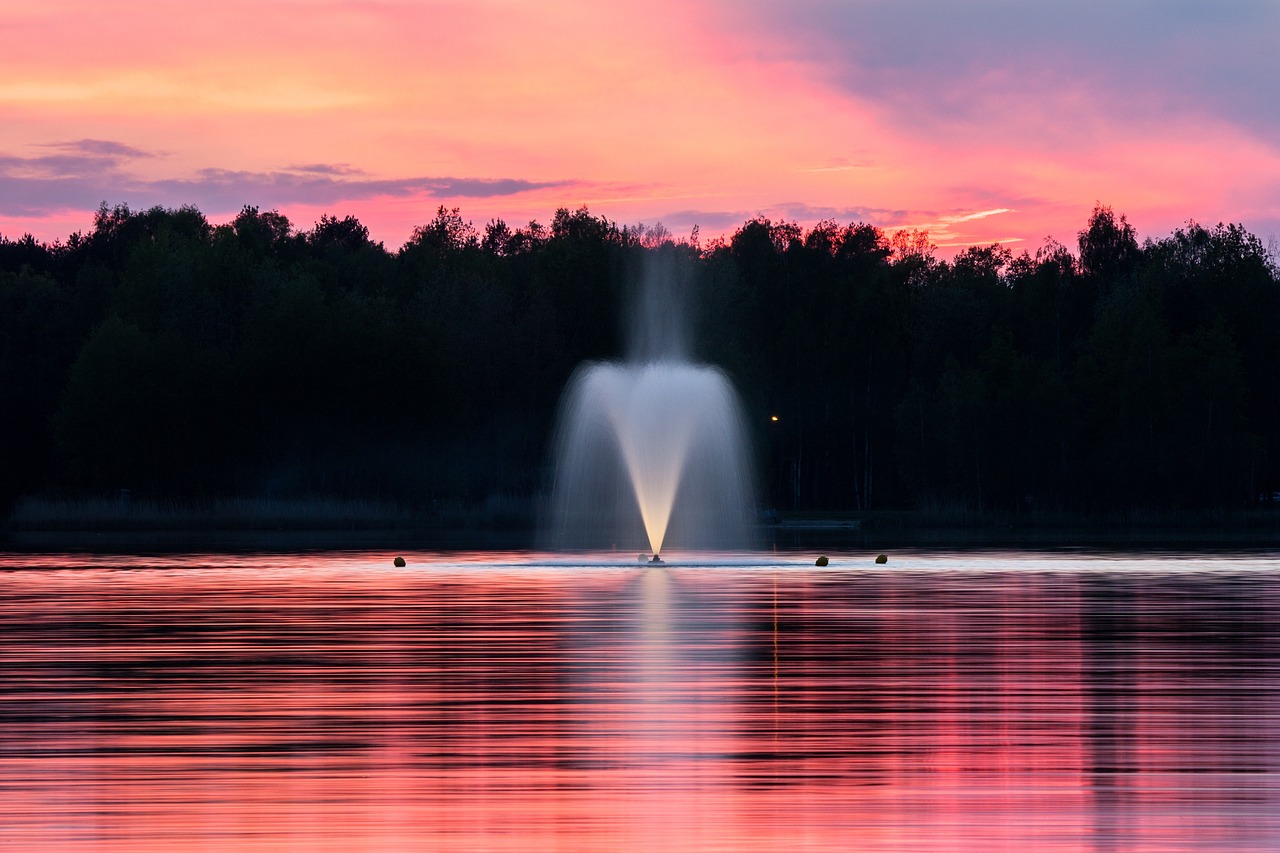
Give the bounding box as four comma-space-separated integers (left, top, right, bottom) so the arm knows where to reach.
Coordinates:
2, 201, 1278, 525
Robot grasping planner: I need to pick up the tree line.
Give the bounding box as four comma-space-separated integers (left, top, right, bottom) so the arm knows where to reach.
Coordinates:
2, 202, 1278, 519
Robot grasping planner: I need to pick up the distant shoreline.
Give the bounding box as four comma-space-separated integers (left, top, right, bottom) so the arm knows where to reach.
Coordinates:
4, 496, 1278, 553
763, 508, 1280, 550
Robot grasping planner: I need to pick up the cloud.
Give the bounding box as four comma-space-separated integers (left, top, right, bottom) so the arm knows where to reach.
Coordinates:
718, 0, 1280, 142
410, 177, 573, 198
877, 206, 1024, 243
797, 155, 877, 173
777, 202, 913, 225
286, 162, 366, 176
0, 138, 154, 181
0, 141, 578, 217
43, 139, 154, 160
149, 170, 576, 209
940, 208, 1014, 225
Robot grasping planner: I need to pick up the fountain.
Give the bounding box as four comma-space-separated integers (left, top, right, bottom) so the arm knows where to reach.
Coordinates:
545, 249, 757, 557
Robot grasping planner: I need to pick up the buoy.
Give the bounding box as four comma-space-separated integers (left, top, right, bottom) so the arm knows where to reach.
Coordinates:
393, 556, 406, 567
875, 554, 887, 564
815, 556, 829, 566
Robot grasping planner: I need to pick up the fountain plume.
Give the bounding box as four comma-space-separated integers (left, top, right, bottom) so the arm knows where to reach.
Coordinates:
546, 248, 756, 554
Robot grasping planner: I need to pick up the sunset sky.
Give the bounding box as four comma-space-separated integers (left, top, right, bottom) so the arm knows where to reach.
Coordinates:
2, 0, 1278, 254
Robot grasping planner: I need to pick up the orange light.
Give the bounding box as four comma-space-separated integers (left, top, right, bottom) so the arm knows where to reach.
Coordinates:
770, 416, 779, 422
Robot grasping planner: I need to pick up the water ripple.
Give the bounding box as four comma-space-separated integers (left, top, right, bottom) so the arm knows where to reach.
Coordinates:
1, 551, 1277, 851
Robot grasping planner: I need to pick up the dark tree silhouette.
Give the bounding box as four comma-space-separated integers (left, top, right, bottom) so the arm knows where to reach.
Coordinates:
1, 203, 1277, 523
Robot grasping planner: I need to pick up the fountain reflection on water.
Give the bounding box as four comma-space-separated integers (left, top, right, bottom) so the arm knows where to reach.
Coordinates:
546, 248, 756, 556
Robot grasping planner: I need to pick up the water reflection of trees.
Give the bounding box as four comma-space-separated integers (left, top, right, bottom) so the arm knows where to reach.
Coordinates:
731, 570, 1280, 845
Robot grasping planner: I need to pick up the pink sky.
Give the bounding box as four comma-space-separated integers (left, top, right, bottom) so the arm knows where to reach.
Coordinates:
2, 0, 1279, 255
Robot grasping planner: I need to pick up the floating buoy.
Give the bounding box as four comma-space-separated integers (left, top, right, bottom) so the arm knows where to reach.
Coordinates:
815, 556, 829, 566
875, 554, 887, 564
393, 556, 406, 567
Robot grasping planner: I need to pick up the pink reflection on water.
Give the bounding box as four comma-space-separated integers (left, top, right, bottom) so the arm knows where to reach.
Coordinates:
0, 551, 1277, 850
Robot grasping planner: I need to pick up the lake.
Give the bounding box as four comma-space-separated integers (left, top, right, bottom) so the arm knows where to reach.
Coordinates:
1, 549, 1277, 851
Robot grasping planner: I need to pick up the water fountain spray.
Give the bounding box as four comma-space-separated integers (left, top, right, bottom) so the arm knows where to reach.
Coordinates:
545, 249, 756, 556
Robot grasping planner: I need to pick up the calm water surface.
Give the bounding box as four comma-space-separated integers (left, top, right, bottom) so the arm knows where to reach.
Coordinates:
1, 549, 1277, 851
